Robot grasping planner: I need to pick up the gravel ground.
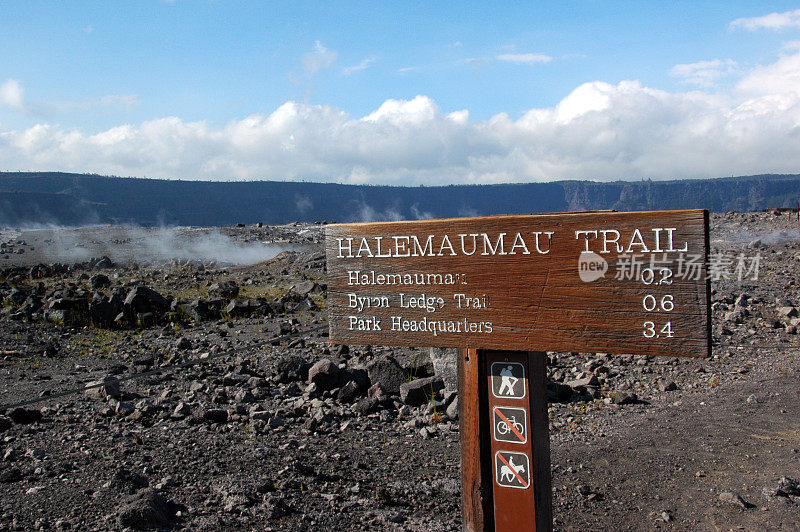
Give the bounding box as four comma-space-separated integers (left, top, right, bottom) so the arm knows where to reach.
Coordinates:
0, 211, 798, 531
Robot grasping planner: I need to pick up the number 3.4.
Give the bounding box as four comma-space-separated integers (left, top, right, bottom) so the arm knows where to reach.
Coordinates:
643, 321, 674, 338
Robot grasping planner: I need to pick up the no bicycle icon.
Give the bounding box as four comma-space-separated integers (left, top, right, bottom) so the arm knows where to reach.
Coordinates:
493, 406, 528, 444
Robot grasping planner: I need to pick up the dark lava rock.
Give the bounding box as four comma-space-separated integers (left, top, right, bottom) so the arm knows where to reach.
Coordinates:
353, 397, 379, 416
337, 380, 361, 403
275, 355, 309, 382
719, 491, 753, 509
48, 297, 87, 311
43, 340, 60, 358
778, 477, 800, 496
0, 466, 23, 483
132, 355, 155, 368
264, 493, 292, 519
308, 359, 340, 390
367, 355, 407, 395
657, 379, 678, 392
367, 382, 387, 399
84, 375, 121, 400
547, 381, 574, 402
8, 407, 42, 424
124, 286, 170, 315
30, 264, 52, 279
290, 281, 324, 296
209, 280, 239, 299
180, 299, 219, 322
614, 391, 639, 405
338, 366, 369, 391
224, 299, 251, 317
93, 256, 115, 269
399, 377, 445, 406
116, 488, 172, 529
109, 468, 150, 494
90, 292, 122, 328
89, 273, 111, 289
203, 409, 229, 424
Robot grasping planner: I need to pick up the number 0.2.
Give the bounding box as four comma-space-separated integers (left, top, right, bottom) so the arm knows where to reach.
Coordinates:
643, 321, 674, 338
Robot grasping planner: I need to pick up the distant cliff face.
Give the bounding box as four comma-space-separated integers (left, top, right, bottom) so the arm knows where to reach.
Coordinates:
0, 172, 799, 227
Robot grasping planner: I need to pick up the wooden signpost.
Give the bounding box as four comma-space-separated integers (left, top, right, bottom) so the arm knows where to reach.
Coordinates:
325, 210, 711, 531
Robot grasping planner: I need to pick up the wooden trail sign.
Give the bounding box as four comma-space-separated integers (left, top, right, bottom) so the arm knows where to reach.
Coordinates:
324, 209, 711, 532
326, 209, 710, 358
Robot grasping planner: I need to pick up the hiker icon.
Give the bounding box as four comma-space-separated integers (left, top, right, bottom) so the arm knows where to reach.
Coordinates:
498, 365, 518, 395
490, 361, 525, 398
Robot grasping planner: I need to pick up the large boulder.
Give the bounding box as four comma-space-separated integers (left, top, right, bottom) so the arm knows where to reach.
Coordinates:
29, 264, 52, 280
308, 359, 340, 390
209, 280, 239, 299
430, 348, 458, 391
124, 286, 169, 315
90, 292, 122, 328
366, 355, 407, 395
181, 299, 219, 322
8, 407, 42, 425
116, 488, 172, 529
89, 273, 111, 289
93, 256, 115, 270
275, 355, 309, 382
84, 375, 122, 400
399, 377, 445, 406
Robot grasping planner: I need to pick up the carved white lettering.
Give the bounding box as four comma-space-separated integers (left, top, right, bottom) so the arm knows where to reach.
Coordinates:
454, 293, 488, 308
600, 229, 622, 254
665, 227, 688, 252
438, 234, 457, 256
626, 228, 649, 253
399, 293, 445, 313
575, 230, 598, 252
459, 233, 479, 255
481, 233, 507, 255
509, 233, 530, 255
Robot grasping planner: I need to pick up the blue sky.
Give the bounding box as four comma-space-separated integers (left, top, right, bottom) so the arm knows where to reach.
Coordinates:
2, 2, 800, 184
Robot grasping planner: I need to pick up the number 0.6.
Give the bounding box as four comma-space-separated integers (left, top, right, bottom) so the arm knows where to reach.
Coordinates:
643, 294, 674, 312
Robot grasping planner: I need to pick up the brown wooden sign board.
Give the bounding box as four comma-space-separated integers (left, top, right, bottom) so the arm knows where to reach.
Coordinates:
325, 209, 711, 532
325, 209, 710, 358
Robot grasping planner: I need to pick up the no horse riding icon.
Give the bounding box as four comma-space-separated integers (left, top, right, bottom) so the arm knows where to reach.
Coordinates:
495, 450, 530, 489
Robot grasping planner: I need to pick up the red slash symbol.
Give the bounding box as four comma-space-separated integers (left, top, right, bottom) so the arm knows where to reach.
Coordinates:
496, 452, 529, 488
494, 407, 525, 443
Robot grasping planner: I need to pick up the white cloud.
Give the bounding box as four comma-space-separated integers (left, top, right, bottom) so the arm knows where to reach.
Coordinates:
342, 56, 376, 76
0, 78, 137, 117
0, 79, 25, 110
4, 49, 800, 184
736, 51, 800, 95
302, 41, 337, 75
731, 9, 800, 31
496, 53, 552, 65
670, 59, 739, 87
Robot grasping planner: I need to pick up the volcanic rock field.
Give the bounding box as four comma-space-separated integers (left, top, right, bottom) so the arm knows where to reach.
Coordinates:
0, 212, 799, 531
